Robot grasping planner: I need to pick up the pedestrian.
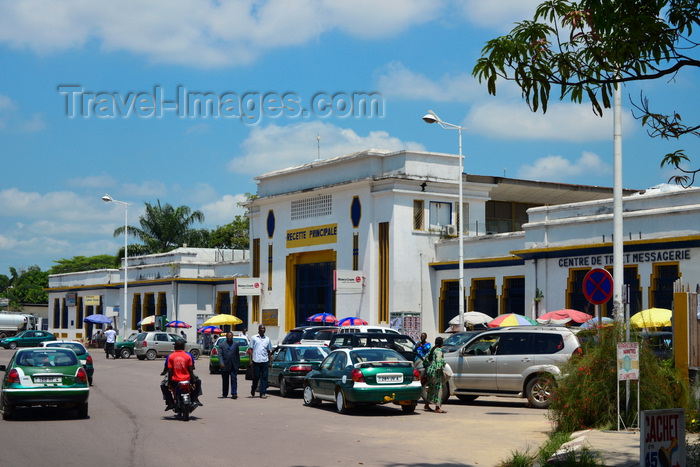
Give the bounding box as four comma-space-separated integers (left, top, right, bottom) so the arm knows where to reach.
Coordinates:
180, 330, 187, 341
424, 336, 447, 413
241, 328, 248, 341
248, 324, 272, 398
217, 332, 241, 399
92, 330, 101, 348
104, 325, 117, 359
414, 332, 431, 359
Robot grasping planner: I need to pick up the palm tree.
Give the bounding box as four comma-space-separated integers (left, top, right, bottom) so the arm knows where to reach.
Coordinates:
113, 200, 206, 255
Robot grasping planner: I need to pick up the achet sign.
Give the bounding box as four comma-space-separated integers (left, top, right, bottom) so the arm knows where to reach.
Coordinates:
558, 249, 691, 268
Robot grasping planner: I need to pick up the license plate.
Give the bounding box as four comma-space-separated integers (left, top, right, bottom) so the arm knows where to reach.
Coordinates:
376, 374, 403, 384
34, 376, 61, 383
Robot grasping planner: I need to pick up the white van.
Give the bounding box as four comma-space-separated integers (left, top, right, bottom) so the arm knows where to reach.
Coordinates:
338, 325, 400, 334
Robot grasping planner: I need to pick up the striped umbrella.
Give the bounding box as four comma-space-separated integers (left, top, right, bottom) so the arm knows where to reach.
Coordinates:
488, 313, 538, 328
337, 317, 368, 326
165, 320, 192, 328
306, 313, 338, 324
197, 326, 223, 334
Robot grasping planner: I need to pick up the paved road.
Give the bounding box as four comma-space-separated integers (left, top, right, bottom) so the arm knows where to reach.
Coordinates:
0, 350, 552, 466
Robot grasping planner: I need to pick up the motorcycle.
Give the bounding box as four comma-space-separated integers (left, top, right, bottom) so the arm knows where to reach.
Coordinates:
170, 380, 198, 421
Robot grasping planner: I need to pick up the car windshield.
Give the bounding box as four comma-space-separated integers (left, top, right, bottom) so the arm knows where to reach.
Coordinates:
19, 348, 78, 367
125, 333, 138, 342
45, 342, 86, 355
443, 331, 484, 348
349, 348, 406, 364
291, 346, 330, 361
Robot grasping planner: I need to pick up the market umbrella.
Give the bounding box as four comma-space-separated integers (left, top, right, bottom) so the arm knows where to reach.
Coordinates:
201, 314, 243, 327
449, 311, 492, 326
138, 315, 157, 326
306, 313, 338, 324
165, 320, 192, 328
337, 317, 368, 326
579, 316, 615, 329
197, 326, 223, 334
488, 313, 537, 328
83, 314, 113, 324
630, 308, 672, 328
536, 309, 593, 325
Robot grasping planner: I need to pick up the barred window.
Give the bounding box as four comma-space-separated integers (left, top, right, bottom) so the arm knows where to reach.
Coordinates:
413, 200, 424, 230
291, 194, 332, 220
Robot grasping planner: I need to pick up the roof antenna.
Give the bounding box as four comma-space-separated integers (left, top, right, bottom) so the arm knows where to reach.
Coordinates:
317, 134, 321, 160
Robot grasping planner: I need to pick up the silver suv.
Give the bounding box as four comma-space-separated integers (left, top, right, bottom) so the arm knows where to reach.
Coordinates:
439, 326, 582, 408
134, 332, 202, 361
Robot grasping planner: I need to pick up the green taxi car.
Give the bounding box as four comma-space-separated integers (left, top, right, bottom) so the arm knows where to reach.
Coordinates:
303, 347, 422, 414
0, 330, 56, 350
0, 347, 90, 420
209, 336, 249, 374
114, 333, 138, 359
40, 341, 94, 386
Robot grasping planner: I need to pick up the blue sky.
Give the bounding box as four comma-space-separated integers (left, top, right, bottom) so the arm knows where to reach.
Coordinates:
1, 0, 698, 275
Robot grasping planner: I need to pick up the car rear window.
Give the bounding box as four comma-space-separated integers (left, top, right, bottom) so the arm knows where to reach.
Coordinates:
46, 342, 86, 355
21, 349, 78, 367
282, 330, 304, 344
350, 348, 406, 363
533, 334, 565, 354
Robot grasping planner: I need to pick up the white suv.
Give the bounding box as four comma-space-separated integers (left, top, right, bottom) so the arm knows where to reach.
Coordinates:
439, 326, 582, 408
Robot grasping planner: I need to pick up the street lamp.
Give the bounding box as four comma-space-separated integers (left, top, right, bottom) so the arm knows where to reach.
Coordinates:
423, 110, 466, 332
102, 194, 129, 338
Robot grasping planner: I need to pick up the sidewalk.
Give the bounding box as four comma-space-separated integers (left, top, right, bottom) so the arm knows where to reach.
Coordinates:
551, 428, 699, 466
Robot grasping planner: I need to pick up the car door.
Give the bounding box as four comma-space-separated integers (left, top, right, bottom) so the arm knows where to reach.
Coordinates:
268, 347, 287, 384
154, 333, 171, 356
494, 332, 534, 392
450, 333, 500, 391
312, 352, 338, 398
24, 331, 44, 347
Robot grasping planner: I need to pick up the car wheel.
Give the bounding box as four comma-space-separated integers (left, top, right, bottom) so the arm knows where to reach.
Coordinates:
137, 355, 146, 361
190, 349, 200, 360
77, 402, 88, 419
2, 404, 14, 420
456, 394, 478, 403
401, 402, 417, 413
526, 375, 554, 409
303, 384, 321, 407
120, 348, 131, 359
8, 342, 17, 350
335, 389, 352, 414
279, 377, 291, 398
145, 349, 157, 360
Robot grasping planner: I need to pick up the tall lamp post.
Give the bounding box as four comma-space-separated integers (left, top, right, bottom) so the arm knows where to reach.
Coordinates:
102, 194, 129, 338
423, 110, 466, 332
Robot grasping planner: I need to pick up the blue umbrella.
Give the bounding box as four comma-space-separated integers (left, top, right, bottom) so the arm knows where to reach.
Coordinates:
337, 317, 368, 326
83, 314, 113, 324
306, 313, 337, 324
165, 320, 192, 328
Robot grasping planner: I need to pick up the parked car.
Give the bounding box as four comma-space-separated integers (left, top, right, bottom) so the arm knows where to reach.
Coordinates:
303, 347, 422, 413
114, 333, 139, 359
441, 326, 583, 408
0, 330, 56, 350
639, 331, 674, 360
134, 332, 202, 360
299, 328, 339, 346
209, 336, 250, 374
0, 347, 90, 419
337, 325, 400, 335
282, 326, 338, 345
268, 344, 330, 397
329, 332, 418, 361
40, 341, 94, 385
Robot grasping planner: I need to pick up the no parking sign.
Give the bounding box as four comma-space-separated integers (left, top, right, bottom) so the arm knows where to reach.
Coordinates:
583, 268, 614, 305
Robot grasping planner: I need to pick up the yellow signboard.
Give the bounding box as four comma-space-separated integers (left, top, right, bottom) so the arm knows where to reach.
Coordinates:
262, 309, 278, 326
84, 295, 100, 306
286, 223, 338, 248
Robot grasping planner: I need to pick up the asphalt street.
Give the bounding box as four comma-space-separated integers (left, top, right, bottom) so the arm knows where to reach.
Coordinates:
0, 349, 553, 467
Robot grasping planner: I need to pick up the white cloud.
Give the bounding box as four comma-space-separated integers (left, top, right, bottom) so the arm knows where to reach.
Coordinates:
376, 61, 481, 103
0, 0, 441, 68
0, 94, 45, 132
517, 151, 611, 182
200, 194, 249, 226
68, 174, 118, 189
120, 181, 168, 198
466, 101, 637, 142
228, 121, 426, 175
459, 0, 543, 31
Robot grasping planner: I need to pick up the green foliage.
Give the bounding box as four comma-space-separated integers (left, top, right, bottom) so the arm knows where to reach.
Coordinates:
549, 324, 693, 432
0, 265, 48, 306
208, 215, 250, 250
49, 255, 118, 274
473, 0, 700, 185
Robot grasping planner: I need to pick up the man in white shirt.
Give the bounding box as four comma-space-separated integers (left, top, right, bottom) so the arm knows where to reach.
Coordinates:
248, 325, 272, 398
104, 325, 117, 359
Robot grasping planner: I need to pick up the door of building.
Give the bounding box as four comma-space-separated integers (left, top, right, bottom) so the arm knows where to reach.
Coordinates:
295, 261, 335, 326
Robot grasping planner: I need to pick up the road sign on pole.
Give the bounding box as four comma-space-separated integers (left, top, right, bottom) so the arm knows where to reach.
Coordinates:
583, 268, 614, 305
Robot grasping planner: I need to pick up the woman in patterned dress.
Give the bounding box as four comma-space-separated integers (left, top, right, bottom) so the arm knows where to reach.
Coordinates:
424, 336, 447, 413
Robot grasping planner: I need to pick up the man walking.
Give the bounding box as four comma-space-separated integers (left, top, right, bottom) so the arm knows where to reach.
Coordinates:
249, 324, 272, 398
104, 325, 117, 359
218, 332, 240, 399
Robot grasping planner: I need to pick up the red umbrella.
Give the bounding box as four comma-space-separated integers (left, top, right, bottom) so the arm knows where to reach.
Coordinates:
165, 320, 192, 328
337, 317, 368, 326
198, 326, 223, 334
536, 309, 592, 325
306, 313, 338, 324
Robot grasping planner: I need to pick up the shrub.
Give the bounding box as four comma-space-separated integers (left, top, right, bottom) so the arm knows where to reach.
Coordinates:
549, 324, 693, 433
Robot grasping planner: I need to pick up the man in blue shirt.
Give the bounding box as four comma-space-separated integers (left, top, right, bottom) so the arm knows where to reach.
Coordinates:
248, 325, 272, 398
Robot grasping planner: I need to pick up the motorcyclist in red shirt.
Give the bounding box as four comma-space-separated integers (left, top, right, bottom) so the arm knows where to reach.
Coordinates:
167, 340, 195, 402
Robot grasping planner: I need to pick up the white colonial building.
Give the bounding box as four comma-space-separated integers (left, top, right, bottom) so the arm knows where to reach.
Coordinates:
47, 149, 700, 344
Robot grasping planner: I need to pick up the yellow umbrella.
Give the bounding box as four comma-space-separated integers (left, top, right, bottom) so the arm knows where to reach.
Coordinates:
138, 315, 157, 326
630, 308, 672, 328
201, 314, 243, 326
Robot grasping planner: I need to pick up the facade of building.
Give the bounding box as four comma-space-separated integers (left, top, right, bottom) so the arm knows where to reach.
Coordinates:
47, 149, 700, 344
